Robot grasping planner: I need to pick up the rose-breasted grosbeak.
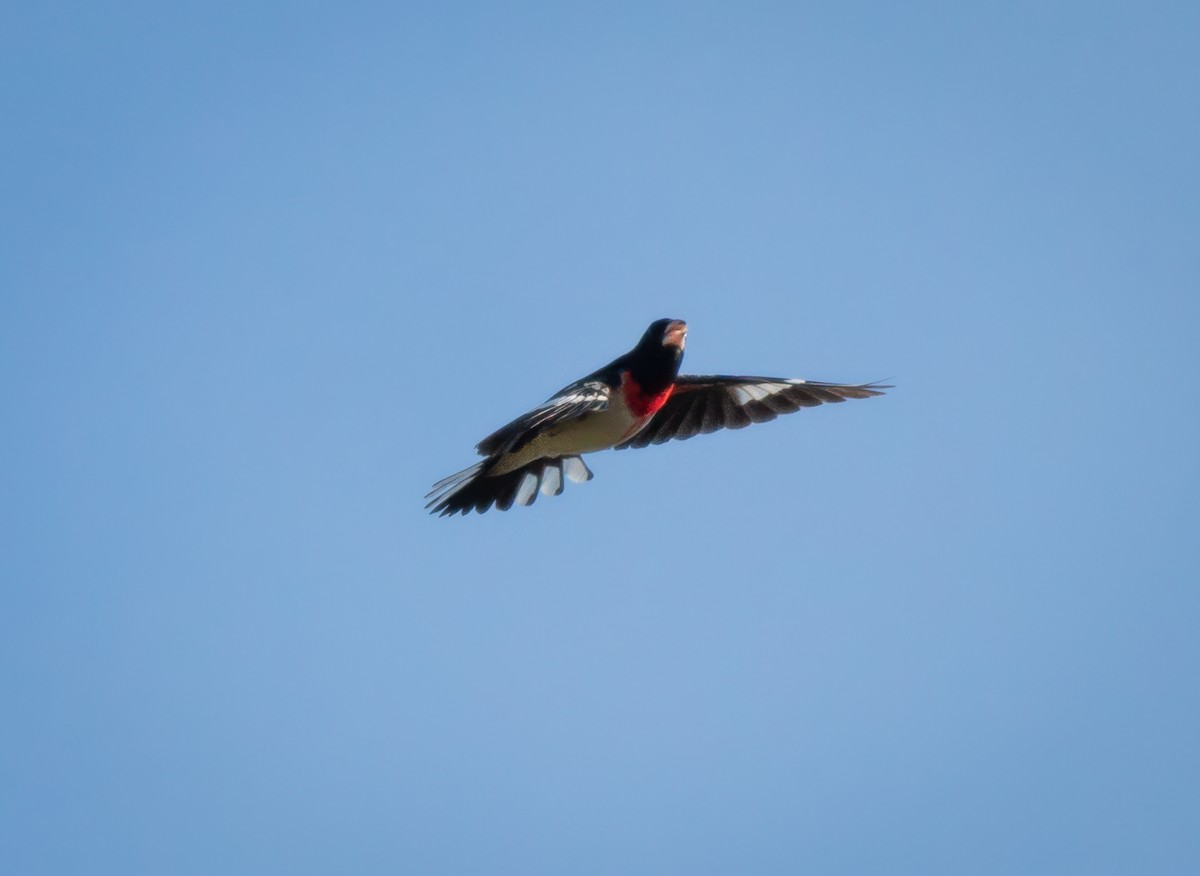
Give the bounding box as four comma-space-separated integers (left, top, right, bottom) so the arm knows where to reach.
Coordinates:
427, 318, 888, 516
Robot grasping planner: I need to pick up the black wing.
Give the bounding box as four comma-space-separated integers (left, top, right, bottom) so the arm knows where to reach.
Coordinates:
617, 376, 889, 449
475, 380, 612, 457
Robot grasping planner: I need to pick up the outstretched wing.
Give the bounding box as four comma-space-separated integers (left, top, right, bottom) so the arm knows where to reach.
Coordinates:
617, 376, 889, 449
475, 380, 612, 457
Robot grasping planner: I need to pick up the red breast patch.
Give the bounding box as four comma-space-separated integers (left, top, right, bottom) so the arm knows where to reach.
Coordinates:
623, 372, 674, 417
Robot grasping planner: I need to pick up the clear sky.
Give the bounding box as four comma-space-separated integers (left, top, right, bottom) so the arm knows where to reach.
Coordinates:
3, 2, 1198, 873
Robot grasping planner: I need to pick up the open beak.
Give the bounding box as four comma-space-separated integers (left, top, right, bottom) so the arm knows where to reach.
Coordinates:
664, 320, 688, 349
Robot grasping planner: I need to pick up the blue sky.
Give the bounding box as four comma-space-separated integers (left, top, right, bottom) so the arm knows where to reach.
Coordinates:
3, 2, 1198, 873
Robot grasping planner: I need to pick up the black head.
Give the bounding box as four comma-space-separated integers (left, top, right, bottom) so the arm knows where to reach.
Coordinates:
637, 318, 688, 352
626, 318, 686, 393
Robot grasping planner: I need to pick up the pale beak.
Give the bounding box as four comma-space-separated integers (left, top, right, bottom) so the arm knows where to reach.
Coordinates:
664, 320, 688, 349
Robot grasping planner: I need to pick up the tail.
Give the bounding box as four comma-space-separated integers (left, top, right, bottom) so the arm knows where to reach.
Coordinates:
425, 456, 594, 517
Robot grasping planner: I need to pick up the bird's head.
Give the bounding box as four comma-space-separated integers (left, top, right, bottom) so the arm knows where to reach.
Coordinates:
639, 318, 687, 352
626, 319, 686, 393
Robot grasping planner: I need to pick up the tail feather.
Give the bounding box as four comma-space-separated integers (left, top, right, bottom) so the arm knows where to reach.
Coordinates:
426, 456, 594, 516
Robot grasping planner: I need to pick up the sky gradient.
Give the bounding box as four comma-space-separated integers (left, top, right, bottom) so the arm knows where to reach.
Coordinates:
3, 2, 1199, 873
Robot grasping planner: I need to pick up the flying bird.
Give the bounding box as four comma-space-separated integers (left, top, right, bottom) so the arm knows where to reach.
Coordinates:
427, 319, 888, 516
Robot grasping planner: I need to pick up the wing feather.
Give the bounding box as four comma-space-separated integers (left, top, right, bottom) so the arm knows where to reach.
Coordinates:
426, 455, 592, 516
617, 376, 889, 449
475, 380, 611, 457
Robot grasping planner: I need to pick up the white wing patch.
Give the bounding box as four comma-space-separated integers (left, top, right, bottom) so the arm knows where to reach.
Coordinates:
556, 389, 604, 406
730, 380, 804, 406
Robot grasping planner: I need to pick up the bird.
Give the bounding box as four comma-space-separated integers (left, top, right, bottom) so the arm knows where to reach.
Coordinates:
426, 318, 888, 516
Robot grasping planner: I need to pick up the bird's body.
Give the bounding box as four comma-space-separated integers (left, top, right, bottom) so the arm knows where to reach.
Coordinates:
427, 319, 887, 516
486, 386, 648, 474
